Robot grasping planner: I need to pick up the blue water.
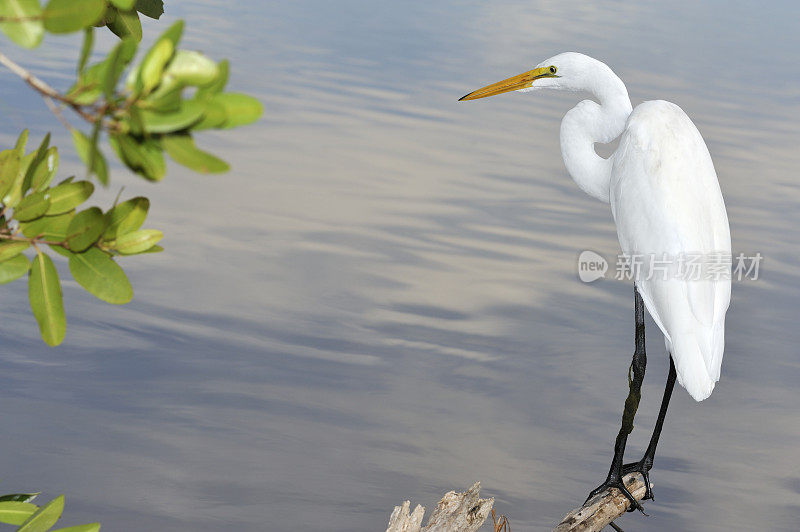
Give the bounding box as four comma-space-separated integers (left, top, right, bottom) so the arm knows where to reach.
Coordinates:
1, 1, 799, 530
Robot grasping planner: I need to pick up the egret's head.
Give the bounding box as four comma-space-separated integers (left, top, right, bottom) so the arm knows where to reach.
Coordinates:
459, 52, 594, 101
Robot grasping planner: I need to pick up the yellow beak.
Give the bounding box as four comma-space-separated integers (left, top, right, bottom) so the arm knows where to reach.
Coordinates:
459, 67, 556, 101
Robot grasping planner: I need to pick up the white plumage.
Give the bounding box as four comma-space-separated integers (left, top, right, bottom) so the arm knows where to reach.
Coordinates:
462, 52, 731, 401
612, 100, 731, 400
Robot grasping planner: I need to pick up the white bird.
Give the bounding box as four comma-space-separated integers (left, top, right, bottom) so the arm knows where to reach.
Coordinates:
460, 52, 731, 511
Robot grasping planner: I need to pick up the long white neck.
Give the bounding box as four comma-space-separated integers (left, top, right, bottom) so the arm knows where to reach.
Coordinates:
559, 63, 632, 203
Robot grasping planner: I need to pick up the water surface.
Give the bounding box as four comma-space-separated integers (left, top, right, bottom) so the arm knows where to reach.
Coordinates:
1, 1, 799, 530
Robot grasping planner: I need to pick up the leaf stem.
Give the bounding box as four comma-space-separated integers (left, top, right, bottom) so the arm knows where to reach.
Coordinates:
0, 15, 42, 22
0, 232, 65, 247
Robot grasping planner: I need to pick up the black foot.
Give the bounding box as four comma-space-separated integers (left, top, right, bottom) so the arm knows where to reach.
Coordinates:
584, 476, 647, 515
622, 459, 654, 500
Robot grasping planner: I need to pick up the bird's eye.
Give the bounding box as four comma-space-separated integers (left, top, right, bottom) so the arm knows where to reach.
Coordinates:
549, 66, 557, 74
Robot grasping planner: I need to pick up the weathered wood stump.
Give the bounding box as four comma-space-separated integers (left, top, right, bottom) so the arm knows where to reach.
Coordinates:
385, 482, 494, 532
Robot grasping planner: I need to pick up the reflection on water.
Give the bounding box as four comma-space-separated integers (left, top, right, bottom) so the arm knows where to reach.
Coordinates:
1, 1, 799, 530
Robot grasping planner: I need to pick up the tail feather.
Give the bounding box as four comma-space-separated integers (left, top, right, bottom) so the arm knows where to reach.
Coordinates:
671, 334, 715, 401
705, 319, 726, 382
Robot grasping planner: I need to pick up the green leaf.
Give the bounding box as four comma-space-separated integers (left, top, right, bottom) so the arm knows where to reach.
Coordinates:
14, 191, 51, 221
66, 207, 105, 252
20, 211, 74, 240
195, 59, 229, 100
109, 135, 165, 181
100, 3, 116, 25
103, 196, 148, 239
134, 139, 165, 181
129, 19, 181, 94
22, 132, 51, 192
143, 86, 181, 112
2, 151, 33, 208
108, 229, 162, 254
106, 7, 140, 41
103, 36, 137, 97
0, 494, 39, 503
0, 241, 30, 262
110, 0, 134, 9
0, 254, 31, 284
162, 50, 218, 87
145, 52, 218, 108
48, 244, 72, 258
31, 146, 59, 191
15, 129, 30, 152
190, 101, 227, 131
0, 0, 44, 49
88, 119, 102, 182
134, 0, 162, 19
28, 253, 66, 347
66, 83, 100, 106
69, 246, 132, 304
77, 27, 93, 73
71, 129, 108, 185
140, 99, 205, 133
162, 134, 229, 173
45, 180, 93, 215
0, 149, 22, 199
210, 93, 263, 129
67, 61, 106, 105
158, 18, 182, 46
139, 38, 173, 94
121, 105, 143, 136
0, 501, 38, 526
51, 524, 101, 532
43, 0, 105, 33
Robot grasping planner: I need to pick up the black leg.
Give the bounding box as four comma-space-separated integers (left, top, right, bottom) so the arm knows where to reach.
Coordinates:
622, 354, 677, 500
585, 285, 647, 513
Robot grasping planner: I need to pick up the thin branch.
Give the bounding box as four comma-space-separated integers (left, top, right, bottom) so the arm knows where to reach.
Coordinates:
0, 232, 66, 248
43, 96, 74, 130
0, 49, 98, 125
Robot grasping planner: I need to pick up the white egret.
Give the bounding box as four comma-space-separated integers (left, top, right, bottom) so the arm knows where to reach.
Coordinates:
460, 52, 731, 511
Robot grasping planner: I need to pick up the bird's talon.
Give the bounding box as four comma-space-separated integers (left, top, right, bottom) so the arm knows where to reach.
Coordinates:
621, 460, 655, 501
585, 478, 646, 515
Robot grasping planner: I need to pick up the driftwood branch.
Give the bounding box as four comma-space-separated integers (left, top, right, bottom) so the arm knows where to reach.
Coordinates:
386, 482, 494, 532
385, 474, 647, 532
553, 473, 648, 532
